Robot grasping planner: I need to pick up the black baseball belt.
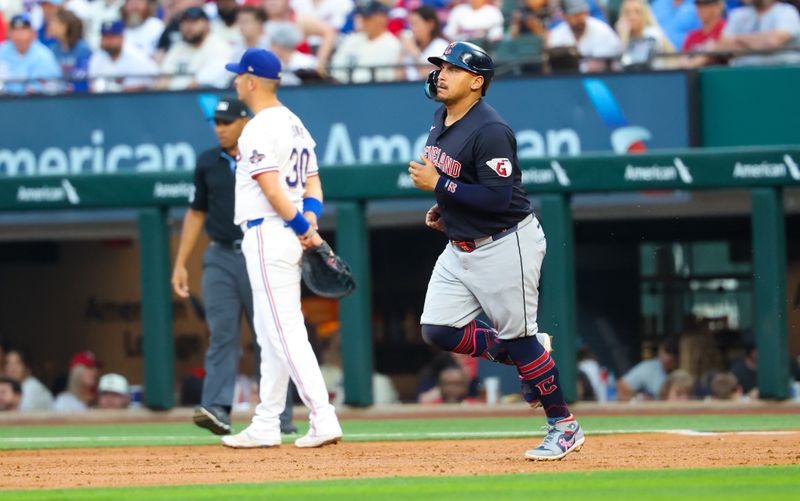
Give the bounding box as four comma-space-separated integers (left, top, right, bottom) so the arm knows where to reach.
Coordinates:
211, 239, 243, 252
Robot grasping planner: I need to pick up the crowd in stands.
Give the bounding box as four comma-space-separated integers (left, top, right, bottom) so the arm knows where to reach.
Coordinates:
0, 0, 798, 94
1, 332, 799, 411
0, 347, 134, 412
615, 338, 800, 402
410, 333, 800, 406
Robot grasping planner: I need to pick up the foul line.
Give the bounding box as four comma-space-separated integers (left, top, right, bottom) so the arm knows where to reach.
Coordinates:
2, 429, 799, 445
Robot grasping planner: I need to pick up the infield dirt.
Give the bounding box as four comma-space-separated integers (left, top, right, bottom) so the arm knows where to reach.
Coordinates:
4, 431, 800, 490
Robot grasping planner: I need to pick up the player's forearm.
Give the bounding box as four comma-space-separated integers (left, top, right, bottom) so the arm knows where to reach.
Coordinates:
174, 209, 206, 267
265, 191, 299, 220
303, 176, 324, 226
434, 178, 512, 212
257, 173, 303, 221
304, 175, 323, 202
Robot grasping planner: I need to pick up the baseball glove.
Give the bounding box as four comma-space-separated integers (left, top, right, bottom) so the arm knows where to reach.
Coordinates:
302, 241, 356, 298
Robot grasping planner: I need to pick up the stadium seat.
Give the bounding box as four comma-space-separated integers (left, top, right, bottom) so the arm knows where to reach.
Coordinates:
492, 35, 544, 76
466, 37, 497, 51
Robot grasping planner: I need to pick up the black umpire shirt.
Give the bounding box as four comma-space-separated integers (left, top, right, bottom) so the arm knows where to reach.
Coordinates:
425, 99, 532, 241
191, 146, 243, 243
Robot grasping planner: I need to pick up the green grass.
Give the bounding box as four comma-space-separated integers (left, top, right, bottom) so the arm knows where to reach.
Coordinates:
1, 413, 798, 450
3, 465, 799, 500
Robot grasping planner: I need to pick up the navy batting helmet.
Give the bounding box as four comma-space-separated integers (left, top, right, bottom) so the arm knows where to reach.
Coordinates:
426, 41, 494, 97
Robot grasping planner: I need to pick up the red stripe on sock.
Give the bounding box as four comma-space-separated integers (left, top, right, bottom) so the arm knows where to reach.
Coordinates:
469, 323, 480, 356
453, 321, 474, 354
521, 358, 555, 380
518, 350, 549, 373
520, 354, 552, 376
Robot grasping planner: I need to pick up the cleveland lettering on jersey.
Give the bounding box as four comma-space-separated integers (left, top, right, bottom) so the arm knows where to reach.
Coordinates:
425, 100, 531, 241
424, 145, 462, 177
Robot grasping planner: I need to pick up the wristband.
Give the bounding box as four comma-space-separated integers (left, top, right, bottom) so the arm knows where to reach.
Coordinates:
285, 210, 311, 235
303, 197, 323, 219
435, 176, 451, 193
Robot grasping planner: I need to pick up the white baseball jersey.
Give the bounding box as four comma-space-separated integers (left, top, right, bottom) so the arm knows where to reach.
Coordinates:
234, 106, 320, 225
233, 102, 341, 443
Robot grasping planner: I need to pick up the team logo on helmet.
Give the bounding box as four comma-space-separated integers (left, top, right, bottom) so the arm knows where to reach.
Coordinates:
444, 42, 456, 55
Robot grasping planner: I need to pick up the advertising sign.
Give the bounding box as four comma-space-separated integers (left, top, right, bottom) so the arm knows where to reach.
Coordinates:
0, 72, 693, 178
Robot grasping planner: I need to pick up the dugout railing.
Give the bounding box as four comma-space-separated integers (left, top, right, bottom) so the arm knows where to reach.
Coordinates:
0, 145, 797, 409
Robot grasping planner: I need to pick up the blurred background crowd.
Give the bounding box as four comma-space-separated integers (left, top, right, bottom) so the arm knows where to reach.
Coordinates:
0, 347, 136, 412
3, 321, 800, 412
1, 0, 799, 94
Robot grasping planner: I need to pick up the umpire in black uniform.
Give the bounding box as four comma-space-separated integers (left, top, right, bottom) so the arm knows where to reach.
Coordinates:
172, 97, 296, 435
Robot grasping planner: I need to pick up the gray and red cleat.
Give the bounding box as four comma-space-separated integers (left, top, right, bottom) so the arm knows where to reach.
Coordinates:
524, 414, 585, 461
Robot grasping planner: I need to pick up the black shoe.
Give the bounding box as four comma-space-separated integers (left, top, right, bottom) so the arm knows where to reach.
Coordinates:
281, 423, 298, 434
193, 405, 232, 435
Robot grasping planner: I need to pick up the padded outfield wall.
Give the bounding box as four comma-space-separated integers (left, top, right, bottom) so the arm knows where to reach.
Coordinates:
0, 71, 694, 178
2, 65, 798, 179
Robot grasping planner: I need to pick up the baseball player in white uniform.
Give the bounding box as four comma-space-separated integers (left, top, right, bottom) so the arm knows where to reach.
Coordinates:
221, 48, 342, 449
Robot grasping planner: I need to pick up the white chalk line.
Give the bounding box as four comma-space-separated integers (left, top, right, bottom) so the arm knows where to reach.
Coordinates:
662, 430, 800, 437
1, 429, 798, 445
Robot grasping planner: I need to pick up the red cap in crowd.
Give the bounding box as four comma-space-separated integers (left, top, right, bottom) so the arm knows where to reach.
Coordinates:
69, 351, 99, 369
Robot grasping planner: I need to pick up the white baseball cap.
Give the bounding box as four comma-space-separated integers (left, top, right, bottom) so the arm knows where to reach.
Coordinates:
98, 373, 130, 395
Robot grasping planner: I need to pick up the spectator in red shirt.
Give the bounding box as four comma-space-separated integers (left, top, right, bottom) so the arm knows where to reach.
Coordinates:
682, 0, 726, 51
1, 12, 7, 43
681, 0, 726, 67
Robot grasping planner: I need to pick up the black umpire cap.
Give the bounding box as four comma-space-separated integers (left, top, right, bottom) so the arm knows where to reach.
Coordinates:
213, 97, 249, 122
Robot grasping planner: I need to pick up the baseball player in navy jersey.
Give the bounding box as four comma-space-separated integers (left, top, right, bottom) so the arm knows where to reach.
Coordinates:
408, 41, 585, 460
220, 48, 342, 449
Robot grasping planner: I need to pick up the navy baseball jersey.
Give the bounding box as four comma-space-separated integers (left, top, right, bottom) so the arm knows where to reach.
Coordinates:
425, 100, 532, 241
191, 146, 243, 243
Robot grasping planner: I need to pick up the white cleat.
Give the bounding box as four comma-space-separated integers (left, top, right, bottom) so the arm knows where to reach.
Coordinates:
294, 431, 342, 448
221, 428, 281, 449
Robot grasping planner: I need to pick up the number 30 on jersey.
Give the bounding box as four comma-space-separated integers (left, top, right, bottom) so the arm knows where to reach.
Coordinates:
286, 148, 309, 187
